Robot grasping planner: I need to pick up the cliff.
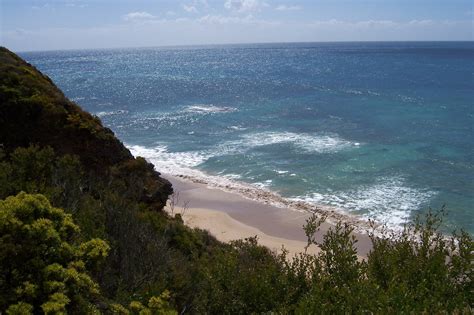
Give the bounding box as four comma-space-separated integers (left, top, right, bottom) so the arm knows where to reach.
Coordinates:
0, 47, 172, 209
0, 47, 470, 314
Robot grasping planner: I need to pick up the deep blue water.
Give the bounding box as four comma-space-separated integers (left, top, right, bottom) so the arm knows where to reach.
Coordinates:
21, 42, 474, 232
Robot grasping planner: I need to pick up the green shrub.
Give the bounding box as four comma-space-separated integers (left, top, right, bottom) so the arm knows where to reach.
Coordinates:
0, 192, 109, 313
0, 46, 471, 314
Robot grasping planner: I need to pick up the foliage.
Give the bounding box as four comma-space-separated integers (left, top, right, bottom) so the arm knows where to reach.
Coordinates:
128, 290, 177, 315
365, 210, 473, 313
1, 145, 470, 314
0, 46, 472, 314
0, 46, 171, 201
189, 236, 290, 314
0, 192, 109, 314
293, 213, 473, 314
109, 291, 176, 315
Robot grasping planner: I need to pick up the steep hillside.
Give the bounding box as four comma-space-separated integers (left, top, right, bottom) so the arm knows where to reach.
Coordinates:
0, 47, 172, 209
0, 47, 471, 314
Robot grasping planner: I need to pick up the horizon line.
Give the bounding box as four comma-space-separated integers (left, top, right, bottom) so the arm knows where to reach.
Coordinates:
13, 39, 474, 54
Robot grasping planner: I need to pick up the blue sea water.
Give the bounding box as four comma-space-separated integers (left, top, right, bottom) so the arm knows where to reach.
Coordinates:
21, 42, 474, 233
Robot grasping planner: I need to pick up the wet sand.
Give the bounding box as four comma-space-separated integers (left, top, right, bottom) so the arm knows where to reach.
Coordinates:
164, 174, 373, 258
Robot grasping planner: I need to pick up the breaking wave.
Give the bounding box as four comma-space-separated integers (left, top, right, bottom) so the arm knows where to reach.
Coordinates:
126, 144, 437, 233
217, 131, 360, 155
295, 176, 436, 229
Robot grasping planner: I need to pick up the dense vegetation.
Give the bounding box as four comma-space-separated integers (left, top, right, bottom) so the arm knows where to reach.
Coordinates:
0, 47, 472, 314
0, 47, 171, 208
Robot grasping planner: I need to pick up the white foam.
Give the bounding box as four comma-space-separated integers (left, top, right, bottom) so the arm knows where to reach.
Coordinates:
253, 179, 273, 188
223, 173, 242, 180
96, 110, 128, 118
297, 177, 436, 230
345, 89, 364, 95
128, 144, 210, 176
229, 125, 247, 131
367, 90, 381, 96
127, 144, 289, 206
217, 131, 359, 155
127, 144, 427, 235
184, 104, 237, 114
344, 89, 381, 97
398, 94, 419, 103
129, 104, 236, 129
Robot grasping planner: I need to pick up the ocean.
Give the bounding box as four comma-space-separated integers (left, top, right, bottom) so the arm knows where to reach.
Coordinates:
20, 42, 474, 233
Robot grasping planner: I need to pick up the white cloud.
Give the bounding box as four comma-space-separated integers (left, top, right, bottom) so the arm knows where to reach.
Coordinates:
182, 0, 209, 13
408, 19, 434, 26
308, 19, 400, 29
355, 20, 398, 28
198, 14, 278, 26
182, 4, 198, 13
4, 18, 472, 52
275, 5, 301, 11
224, 0, 268, 13
65, 3, 87, 8
31, 1, 88, 10
306, 19, 450, 30
308, 19, 466, 30
123, 11, 156, 21
199, 14, 252, 24
303, 19, 473, 41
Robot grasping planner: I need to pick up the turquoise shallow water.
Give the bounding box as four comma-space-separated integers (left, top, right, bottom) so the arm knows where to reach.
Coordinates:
21, 42, 474, 233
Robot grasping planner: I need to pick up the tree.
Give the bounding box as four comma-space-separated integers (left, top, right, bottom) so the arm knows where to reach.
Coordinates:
0, 192, 109, 314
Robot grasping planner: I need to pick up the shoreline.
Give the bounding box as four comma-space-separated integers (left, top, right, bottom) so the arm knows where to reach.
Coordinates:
164, 174, 373, 258
128, 145, 396, 237
167, 206, 321, 258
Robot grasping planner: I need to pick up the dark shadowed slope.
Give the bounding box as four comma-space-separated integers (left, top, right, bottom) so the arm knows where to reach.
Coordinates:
0, 47, 172, 209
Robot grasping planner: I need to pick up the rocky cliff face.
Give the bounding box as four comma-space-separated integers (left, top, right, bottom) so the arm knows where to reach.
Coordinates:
0, 47, 172, 209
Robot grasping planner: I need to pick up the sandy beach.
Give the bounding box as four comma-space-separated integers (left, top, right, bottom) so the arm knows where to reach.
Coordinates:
164, 174, 373, 258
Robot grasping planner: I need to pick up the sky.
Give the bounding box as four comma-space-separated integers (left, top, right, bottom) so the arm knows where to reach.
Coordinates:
1, 0, 473, 51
